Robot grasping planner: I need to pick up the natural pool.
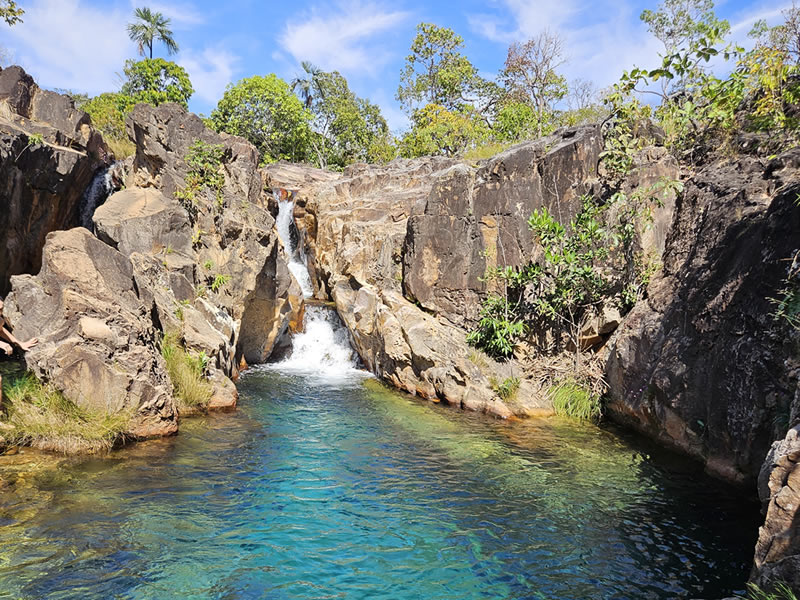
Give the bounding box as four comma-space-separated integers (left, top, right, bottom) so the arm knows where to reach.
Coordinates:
0, 369, 759, 599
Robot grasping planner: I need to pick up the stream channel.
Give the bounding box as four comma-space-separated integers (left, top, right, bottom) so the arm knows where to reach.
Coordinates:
0, 199, 759, 599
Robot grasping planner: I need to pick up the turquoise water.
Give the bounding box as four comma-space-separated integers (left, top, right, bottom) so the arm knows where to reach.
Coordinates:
0, 370, 758, 599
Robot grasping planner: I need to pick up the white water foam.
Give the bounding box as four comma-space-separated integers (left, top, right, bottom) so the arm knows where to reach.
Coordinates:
267, 192, 367, 383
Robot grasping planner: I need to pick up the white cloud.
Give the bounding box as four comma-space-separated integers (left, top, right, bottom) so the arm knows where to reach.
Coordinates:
279, 1, 410, 76
469, 0, 661, 91
179, 46, 240, 106
4, 0, 131, 95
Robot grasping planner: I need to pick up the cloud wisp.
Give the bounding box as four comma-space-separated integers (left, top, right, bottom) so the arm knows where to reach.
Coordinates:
179, 46, 240, 106
279, 1, 411, 76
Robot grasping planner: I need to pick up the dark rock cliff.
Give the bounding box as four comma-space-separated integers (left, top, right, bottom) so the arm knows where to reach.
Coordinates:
0, 66, 110, 295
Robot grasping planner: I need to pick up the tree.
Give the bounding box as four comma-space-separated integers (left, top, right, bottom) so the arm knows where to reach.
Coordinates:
1, 0, 23, 26
82, 93, 136, 140
641, 0, 729, 55
397, 23, 479, 113
502, 31, 568, 137
291, 61, 324, 109
120, 58, 194, 108
127, 7, 179, 59
209, 74, 313, 164
299, 68, 393, 168
399, 103, 489, 158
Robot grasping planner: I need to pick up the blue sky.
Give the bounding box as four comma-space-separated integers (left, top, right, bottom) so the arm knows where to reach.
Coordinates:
1, 0, 792, 132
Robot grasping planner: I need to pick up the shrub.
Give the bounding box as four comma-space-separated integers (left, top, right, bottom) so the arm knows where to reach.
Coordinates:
549, 378, 602, 421
2, 373, 129, 453
160, 335, 213, 411
175, 140, 227, 215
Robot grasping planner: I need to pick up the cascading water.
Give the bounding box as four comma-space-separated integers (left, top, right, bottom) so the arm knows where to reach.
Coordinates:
275, 192, 313, 298
271, 191, 363, 379
79, 165, 115, 231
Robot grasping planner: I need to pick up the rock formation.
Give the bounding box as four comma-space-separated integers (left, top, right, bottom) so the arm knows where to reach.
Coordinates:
0, 66, 110, 295
606, 146, 800, 484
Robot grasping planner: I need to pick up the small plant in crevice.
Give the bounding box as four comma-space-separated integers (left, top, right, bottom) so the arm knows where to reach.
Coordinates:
175, 140, 227, 218
160, 335, 213, 411
15, 132, 44, 162
770, 249, 800, 331
210, 273, 231, 293
741, 582, 799, 600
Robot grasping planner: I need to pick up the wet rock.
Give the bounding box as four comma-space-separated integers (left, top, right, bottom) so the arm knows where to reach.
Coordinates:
4, 228, 178, 439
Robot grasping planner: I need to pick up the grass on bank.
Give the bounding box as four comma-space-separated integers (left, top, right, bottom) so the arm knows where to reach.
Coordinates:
743, 583, 799, 600
106, 136, 136, 160
160, 335, 213, 412
548, 378, 602, 421
1, 373, 129, 453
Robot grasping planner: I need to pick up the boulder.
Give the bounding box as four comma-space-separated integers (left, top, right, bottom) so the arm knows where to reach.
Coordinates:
751, 425, 800, 591
3, 228, 178, 440
333, 280, 551, 418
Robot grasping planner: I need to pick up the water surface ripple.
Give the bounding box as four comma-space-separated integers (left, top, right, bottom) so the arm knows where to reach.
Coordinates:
0, 372, 758, 599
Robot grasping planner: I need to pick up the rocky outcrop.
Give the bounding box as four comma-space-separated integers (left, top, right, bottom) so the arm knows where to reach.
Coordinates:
266, 127, 610, 417
606, 149, 800, 483
4, 228, 177, 440
404, 126, 603, 326
0, 65, 110, 295
125, 103, 301, 367
752, 425, 800, 591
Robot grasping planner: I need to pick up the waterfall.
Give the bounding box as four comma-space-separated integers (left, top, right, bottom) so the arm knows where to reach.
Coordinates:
275, 194, 313, 298
270, 191, 364, 380
79, 166, 114, 231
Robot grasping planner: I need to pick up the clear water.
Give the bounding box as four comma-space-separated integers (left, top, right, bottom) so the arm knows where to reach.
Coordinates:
0, 372, 758, 600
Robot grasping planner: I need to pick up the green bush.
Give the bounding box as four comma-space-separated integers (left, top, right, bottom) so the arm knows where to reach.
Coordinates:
490, 376, 521, 401
175, 140, 227, 214
743, 582, 799, 600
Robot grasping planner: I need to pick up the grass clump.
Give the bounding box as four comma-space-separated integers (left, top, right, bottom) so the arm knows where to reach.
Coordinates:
549, 378, 601, 421
489, 376, 521, 401
160, 335, 213, 412
106, 136, 136, 160
742, 582, 798, 600
1, 373, 129, 453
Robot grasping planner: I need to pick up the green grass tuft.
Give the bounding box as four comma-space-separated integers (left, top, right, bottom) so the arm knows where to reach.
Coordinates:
743, 582, 799, 600
548, 378, 602, 421
489, 376, 521, 401
160, 335, 213, 412
1, 373, 129, 453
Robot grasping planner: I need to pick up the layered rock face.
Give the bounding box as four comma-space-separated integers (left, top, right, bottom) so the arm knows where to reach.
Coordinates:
404, 127, 602, 326
0, 66, 110, 295
266, 127, 610, 417
753, 425, 800, 591
5, 228, 177, 440
605, 148, 800, 484
125, 103, 301, 367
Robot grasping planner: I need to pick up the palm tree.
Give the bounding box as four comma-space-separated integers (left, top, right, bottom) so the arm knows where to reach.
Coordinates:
127, 7, 179, 60
291, 61, 323, 109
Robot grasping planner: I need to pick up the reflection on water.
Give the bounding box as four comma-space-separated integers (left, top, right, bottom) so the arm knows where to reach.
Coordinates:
0, 371, 758, 599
